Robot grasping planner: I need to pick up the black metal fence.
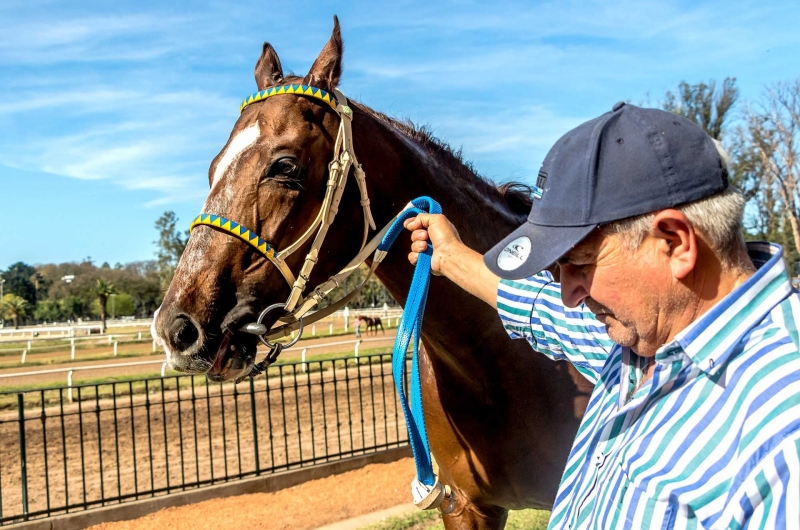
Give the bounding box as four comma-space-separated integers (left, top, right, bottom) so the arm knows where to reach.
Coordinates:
0, 352, 408, 525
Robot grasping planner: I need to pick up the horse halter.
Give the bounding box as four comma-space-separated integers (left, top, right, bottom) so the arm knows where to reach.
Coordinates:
190, 85, 455, 513
189, 83, 378, 351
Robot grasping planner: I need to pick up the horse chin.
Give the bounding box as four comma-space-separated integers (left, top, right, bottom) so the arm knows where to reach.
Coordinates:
205, 331, 258, 383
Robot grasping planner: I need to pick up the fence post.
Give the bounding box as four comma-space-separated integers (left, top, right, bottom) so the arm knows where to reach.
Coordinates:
20, 349, 27, 364
312, 324, 316, 336
67, 371, 74, 403
70, 338, 75, 360
27, 340, 31, 350
329, 323, 333, 335
355, 340, 361, 359
161, 362, 167, 377
138, 331, 142, 340
108, 335, 112, 344
113, 342, 118, 356
17, 394, 29, 520
249, 378, 260, 474
153, 340, 157, 353
301, 348, 307, 372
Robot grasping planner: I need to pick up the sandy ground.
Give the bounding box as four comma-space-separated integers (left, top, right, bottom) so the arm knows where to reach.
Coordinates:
87, 457, 416, 530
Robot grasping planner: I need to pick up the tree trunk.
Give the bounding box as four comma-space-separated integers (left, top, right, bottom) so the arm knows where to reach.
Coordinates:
100, 297, 107, 333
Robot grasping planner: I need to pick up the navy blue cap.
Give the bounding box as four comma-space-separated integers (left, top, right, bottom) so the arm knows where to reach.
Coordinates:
484, 102, 728, 279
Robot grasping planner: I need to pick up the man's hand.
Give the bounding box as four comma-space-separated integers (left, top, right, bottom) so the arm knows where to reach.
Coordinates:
403, 213, 500, 308
403, 213, 462, 276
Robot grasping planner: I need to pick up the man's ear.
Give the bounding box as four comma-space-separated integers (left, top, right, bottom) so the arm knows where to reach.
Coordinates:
651, 210, 697, 280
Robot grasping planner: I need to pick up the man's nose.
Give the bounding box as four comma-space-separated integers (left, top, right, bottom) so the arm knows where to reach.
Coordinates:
558, 266, 589, 308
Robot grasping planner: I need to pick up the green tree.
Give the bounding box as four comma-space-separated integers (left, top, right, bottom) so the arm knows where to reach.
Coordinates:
111, 293, 136, 317
34, 299, 63, 322
1, 294, 30, 329
94, 279, 117, 332
93, 293, 135, 318
2, 262, 37, 306
59, 296, 84, 321
154, 211, 189, 289
663, 78, 739, 140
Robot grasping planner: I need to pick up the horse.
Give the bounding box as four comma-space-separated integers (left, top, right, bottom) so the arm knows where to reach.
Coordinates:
362, 315, 385, 335
153, 18, 591, 529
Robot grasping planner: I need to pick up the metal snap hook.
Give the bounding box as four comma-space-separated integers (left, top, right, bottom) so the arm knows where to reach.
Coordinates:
255, 303, 304, 348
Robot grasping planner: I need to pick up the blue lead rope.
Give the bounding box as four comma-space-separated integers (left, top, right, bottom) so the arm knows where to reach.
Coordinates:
377, 196, 442, 487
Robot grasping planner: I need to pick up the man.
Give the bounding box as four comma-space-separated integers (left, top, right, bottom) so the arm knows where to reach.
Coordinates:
405, 103, 800, 528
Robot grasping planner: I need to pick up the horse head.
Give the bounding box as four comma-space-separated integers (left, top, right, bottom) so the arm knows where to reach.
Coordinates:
153, 17, 367, 382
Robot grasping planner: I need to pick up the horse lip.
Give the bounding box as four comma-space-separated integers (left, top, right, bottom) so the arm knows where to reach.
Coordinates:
206, 329, 258, 382
209, 331, 234, 375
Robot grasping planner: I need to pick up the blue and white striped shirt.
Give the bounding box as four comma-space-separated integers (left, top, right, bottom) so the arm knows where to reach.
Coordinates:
497, 242, 800, 529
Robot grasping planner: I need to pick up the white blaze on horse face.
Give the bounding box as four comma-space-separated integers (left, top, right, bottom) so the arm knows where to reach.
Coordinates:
179, 122, 263, 295
211, 122, 261, 191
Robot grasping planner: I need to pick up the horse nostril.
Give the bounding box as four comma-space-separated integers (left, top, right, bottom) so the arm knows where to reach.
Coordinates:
169, 316, 200, 353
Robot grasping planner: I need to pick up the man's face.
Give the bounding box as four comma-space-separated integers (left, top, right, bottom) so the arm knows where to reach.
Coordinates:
557, 229, 679, 355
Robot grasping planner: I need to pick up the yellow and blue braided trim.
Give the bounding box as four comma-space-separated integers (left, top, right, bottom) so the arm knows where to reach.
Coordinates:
239, 84, 338, 114
190, 213, 297, 286
190, 214, 277, 258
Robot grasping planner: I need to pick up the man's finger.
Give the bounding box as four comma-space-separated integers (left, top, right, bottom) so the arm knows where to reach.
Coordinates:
411, 229, 429, 242
412, 241, 428, 253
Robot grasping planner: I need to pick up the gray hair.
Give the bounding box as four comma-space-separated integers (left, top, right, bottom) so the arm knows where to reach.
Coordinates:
600, 141, 749, 271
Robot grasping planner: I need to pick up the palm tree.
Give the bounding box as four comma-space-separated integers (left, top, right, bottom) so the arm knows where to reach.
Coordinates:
1, 294, 30, 329
94, 279, 117, 333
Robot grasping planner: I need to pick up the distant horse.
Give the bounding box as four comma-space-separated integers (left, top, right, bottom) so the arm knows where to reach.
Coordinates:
153, 18, 590, 529
362, 316, 384, 335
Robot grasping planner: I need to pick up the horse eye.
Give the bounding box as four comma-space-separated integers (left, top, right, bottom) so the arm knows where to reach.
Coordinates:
274, 158, 298, 176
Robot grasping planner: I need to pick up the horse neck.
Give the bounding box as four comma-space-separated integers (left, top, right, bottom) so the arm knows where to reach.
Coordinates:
352, 106, 525, 355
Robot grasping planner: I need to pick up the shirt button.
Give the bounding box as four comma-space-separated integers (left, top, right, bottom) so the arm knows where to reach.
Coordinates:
595, 452, 604, 466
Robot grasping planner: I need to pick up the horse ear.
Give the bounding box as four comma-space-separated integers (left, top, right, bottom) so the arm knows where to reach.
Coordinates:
304, 16, 343, 92
255, 42, 284, 90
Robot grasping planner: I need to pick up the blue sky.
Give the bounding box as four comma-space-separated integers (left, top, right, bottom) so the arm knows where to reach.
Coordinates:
1, 0, 798, 268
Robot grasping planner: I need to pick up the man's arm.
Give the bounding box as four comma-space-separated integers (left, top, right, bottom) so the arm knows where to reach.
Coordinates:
725, 431, 800, 528
405, 213, 613, 383
404, 213, 499, 307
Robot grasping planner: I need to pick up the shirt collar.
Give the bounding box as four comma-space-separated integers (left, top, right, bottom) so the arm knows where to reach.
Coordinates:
671, 242, 793, 375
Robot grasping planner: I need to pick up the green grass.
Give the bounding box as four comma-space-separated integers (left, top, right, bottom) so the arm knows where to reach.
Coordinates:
360, 509, 550, 530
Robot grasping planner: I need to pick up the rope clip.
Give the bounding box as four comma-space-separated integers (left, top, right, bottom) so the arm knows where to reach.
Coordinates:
412, 478, 455, 513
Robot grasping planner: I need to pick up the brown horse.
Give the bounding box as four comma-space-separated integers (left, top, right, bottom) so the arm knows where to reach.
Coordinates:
362, 316, 385, 335
153, 18, 591, 529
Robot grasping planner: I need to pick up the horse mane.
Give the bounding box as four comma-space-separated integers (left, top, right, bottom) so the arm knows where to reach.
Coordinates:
277, 74, 533, 218
358, 105, 534, 219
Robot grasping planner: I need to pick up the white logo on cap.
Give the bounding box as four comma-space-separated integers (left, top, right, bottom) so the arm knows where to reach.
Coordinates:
497, 236, 532, 271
